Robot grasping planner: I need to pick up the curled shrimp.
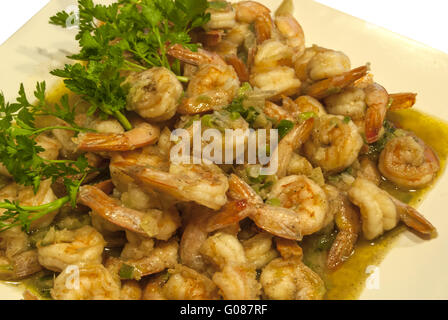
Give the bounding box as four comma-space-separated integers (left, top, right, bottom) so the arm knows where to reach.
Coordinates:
306, 50, 351, 81
143, 265, 219, 300
364, 83, 389, 143
348, 178, 436, 240
242, 233, 278, 269
76, 122, 160, 152
51, 264, 120, 300
304, 115, 363, 173
37, 226, 105, 272
113, 161, 229, 210
250, 40, 301, 98
304, 65, 368, 99
124, 67, 183, 121
122, 238, 179, 278
327, 195, 361, 270
200, 232, 261, 300
274, 118, 314, 178
268, 175, 328, 236
167, 44, 240, 115
228, 174, 303, 240
275, 14, 305, 58
234, 1, 272, 44
378, 135, 439, 189
260, 257, 325, 300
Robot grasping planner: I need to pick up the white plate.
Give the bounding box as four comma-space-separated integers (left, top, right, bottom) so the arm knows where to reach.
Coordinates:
1, 0, 448, 299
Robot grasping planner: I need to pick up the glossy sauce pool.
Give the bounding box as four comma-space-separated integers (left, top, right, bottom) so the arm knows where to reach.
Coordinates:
302, 109, 448, 300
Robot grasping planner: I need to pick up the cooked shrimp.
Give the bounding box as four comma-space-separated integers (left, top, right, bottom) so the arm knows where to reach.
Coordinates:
388, 92, 417, 111
121, 238, 179, 277
212, 264, 261, 299
76, 122, 160, 152
327, 195, 361, 270
349, 177, 437, 239
274, 118, 314, 178
364, 83, 389, 143
228, 174, 303, 240
120, 280, 142, 300
324, 87, 367, 120
391, 197, 437, 238
355, 156, 381, 186
205, 200, 249, 233
167, 44, 240, 114
35, 134, 62, 161
304, 65, 369, 99
268, 175, 328, 236
307, 50, 351, 81
51, 264, 120, 300
180, 205, 210, 272
37, 226, 105, 272
348, 178, 399, 240
17, 179, 59, 230
78, 185, 148, 237
250, 66, 301, 98
294, 95, 327, 117
293, 45, 328, 81
275, 238, 303, 260
275, 14, 305, 58
123, 67, 183, 121
242, 233, 278, 269
378, 135, 439, 189
114, 162, 229, 210
250, 40, 301, 97
234, 1, 272, 44
263, 100, 294, 122
200, 232, 247, 270
304, 115, 363, 173
204, 1, 236, 30
143, 265, 219, 300
109, 147, 168, 193
260, 257, 325, 300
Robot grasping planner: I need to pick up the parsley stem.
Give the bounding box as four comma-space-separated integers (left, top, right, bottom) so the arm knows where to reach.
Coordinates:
0, 196, 70, 212
124, 60, 146, 71
31, 126, 87, 136
114, 111, 132, 131
0, 196, 70, 232
176, 76, 189, 83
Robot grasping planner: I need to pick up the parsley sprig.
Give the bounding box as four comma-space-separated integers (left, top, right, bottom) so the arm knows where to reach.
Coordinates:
49, 0, 210, 130
0, 83, 93, 231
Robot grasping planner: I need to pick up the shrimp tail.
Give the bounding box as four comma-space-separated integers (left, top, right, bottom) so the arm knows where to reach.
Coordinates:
327, 197, 361, 270
76, 123, 160, 152
392, 198, 437, 238
305, 65, 369, 99
78, 185, 147, 236
388, 93, 417, 111
205, 199, 250, 232
225, 55, 250, 82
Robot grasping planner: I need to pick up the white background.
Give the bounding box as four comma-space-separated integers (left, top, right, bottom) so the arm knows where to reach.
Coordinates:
0, 0, 447, 53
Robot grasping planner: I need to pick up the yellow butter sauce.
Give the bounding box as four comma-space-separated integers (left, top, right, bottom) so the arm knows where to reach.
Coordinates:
302, 108, 448, 300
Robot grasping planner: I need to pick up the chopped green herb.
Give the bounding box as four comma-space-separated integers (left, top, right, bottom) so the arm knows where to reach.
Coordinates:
266, 198, 281, 206
277, 119, 294, 139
